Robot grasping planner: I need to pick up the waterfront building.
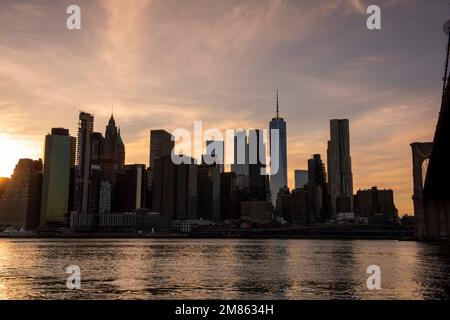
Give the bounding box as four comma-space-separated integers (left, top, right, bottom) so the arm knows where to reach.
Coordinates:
275, 187, 310, 225
241, 201, 273, 223
71, 210, 169, 233
0, 159, 43, 229
40, 128, 76, 226
355, 187, 398, 225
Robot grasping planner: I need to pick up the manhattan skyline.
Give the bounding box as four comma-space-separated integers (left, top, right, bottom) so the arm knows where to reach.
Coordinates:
0, 0, 449, 216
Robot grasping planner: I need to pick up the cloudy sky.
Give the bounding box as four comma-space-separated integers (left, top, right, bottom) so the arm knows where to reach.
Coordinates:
0, 0, 448, 215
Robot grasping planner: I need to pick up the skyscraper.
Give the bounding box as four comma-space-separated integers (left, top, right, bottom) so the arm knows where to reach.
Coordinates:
149, 130, 174, 169
0, 159, 43, 229
295, 170, 308, 189
248, 129, 270, 201
197, 163, 221, 221
102, 114, 125, 179
205, 140, 224, 172
152, 155, 197, 221
327, 119, 353, 216
231, 130, 250, 177
355, 187, 398, 225
40, 128, 76, 226
114, 164, 147, 212
308, 154, 329, 223
75, 112, 94, 214
269, 91, 287, 205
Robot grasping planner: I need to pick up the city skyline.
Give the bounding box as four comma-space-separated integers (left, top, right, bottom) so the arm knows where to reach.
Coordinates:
1, 0, 449, 216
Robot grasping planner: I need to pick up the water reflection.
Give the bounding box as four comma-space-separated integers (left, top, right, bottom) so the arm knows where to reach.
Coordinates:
0, 239, 449, 300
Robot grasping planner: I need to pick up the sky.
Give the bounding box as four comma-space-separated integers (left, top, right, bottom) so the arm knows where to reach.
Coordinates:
0, 0, 449, 215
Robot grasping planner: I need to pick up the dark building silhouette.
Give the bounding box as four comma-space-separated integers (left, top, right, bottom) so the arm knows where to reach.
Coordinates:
248, 129, 270, 201
241, 201, 273, 223
0, 159, 43, 229
90, 114, 125, 180
269, 91, 288, 205
275, 186, 291, 221
152, 155, 197, 221
75, 112, 94, 214
327, 119, 353, 216
291, 188, 310, 225
275, 187, 309, 225
89, 165, 103, 215
91, 132, 104, 166
308, 154, 329, 223
220, 172, 239, 220
232, 130, 250, 177
295, 169, 308, 190
101, 114, 125, 181
205, 140, 224, 172
148, 130, 174, 212
355, 187, 398, 225
175, 160, 198, 220
149, 130, 174, 169
114, 164, 147, 213
197, 163, 221, 221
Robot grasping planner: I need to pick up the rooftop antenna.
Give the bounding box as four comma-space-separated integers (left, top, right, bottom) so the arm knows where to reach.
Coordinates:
441, 20, 450, 107
276, 90, 279, 119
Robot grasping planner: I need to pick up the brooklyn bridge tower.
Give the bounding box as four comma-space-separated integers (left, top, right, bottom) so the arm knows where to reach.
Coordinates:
420, 20, 450, 240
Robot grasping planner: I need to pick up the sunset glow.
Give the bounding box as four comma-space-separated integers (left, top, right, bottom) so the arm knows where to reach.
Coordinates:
0, 134, 42, 178
0, 0, 448, 215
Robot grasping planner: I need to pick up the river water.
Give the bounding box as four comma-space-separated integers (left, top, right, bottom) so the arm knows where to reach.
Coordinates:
0, 239, 449, 300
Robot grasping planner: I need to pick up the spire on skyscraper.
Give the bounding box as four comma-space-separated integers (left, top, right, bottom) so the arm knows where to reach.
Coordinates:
276, 90, 279, 119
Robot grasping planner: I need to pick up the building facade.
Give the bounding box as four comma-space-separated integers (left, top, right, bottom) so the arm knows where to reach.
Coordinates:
40, 128, 76, 226
269, 91, 288, 205
327, 119, 354, 216
75, 112, 94, 214
295, 169, 308, 189
355, 187, 398, 225
149, 130, 174, 169
0, 159, 43, 229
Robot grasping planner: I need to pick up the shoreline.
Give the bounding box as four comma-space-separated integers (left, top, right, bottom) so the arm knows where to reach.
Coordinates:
0, 233, 417, 241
